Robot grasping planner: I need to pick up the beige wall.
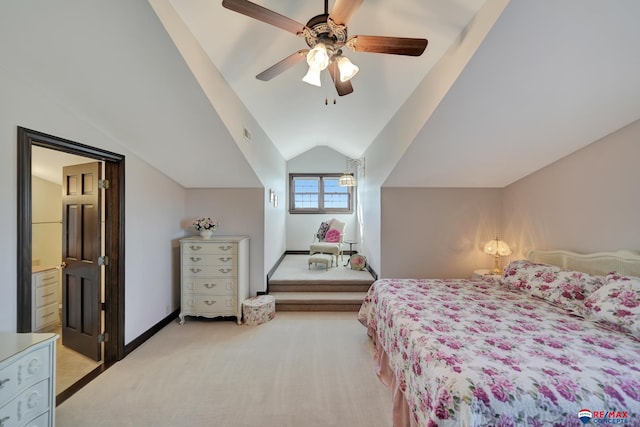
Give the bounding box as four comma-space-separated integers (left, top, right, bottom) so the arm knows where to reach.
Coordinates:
381, 188, 503, 279
185, 188, 264, 295
503, 118, 640, 259
32, 176, 62, 269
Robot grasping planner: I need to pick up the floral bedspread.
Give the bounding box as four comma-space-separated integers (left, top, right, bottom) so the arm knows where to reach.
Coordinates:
358, 278, 640, 427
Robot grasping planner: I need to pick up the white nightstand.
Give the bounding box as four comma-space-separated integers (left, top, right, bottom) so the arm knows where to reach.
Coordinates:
472, 269, 502, 281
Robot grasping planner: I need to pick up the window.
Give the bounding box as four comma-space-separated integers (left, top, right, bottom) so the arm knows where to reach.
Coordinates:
289, 173, 353, 214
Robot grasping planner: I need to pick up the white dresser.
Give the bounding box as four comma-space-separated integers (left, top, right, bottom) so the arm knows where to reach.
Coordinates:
179, 236, 249, 325
0, 333, 57, 427
31, 268, 59, 333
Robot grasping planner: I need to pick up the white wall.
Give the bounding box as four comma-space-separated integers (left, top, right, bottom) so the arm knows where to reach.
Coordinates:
184, 189, 265, 295
0, 67, 186, 345
503, 118, 640, 258
286, 146, 359, 251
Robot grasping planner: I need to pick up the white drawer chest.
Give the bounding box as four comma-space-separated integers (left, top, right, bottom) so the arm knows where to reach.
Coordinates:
179, 236, 249, 325
0, 333, 57, 427
31, 267, 59, 333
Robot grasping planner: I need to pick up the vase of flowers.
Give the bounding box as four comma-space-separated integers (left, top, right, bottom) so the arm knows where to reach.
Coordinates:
193, 217, 219, 239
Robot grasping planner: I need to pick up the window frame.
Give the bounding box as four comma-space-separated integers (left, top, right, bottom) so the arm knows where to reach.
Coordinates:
289, 173, 354, 214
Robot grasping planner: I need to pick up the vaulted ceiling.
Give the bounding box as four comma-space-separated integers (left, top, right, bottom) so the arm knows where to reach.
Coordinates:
3, 1, 640, 189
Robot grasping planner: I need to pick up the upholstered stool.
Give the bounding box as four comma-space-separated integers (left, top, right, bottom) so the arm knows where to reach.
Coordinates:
308, 253, 333, 270
242, 295, 275, 326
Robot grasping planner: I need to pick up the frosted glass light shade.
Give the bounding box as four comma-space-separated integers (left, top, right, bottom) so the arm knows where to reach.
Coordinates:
302, 66, 322, 87
306, 43, 330, 70
337, 56, 359, 82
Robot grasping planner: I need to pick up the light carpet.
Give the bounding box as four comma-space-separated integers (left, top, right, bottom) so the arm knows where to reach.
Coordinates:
270, 254, 374, 283
56, 312, 392, 427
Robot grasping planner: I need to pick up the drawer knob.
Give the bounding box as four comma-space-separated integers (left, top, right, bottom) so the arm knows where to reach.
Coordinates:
218, 245, 233, 251
189, 257, 202, 262
189, 245, 202, 251
190, 268, 202, 274
218, 257, 232, 262
218, 268, 232, 274
0, 416, 10, 427
0, 378, 9, 389
204, 300, 217, 306
203, 283, 217, 289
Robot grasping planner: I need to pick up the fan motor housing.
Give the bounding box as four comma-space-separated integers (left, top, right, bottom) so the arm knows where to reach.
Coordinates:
304, 13, 347, 48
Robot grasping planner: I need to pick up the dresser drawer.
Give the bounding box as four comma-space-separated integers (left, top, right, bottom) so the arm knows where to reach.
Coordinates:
183, 278, 235, 295
182, 266, 237, 278
33, 304, 58, 332
182, 294, 237, 314
182, 243, 236, 256
183, 254, 235, 267
34, 285, 56, 309
0, 379, 50, 427
22, 411, 49, 427
33, 271, 57, 288
0, 346, 50, 410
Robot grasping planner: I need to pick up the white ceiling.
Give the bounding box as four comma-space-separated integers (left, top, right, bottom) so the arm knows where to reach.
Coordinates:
2, 1, 640, 189
165, 0, 487, 160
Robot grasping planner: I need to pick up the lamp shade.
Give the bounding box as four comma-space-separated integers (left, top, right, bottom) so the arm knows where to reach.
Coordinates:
302, 66, 322, 87
483, 238, 512, 256
337, 56, 359, 82
306, 43, 330, 70
338, 174, 356, 187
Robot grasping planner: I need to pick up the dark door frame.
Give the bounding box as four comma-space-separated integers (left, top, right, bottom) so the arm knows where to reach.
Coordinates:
17, 126, 125, 366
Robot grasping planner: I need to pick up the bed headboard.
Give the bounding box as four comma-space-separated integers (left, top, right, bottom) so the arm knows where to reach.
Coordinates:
527, 249, 640, 277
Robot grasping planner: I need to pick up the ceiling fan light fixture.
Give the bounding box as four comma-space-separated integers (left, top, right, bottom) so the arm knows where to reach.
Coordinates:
336, 56, 359, 82
306, 43, 330, 70
302, 66, 322, 87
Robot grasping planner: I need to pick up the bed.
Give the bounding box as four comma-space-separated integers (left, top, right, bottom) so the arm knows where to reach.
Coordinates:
358, 250, 640, 426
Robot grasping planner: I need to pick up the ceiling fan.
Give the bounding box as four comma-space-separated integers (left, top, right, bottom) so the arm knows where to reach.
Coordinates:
221, 0, 428, 96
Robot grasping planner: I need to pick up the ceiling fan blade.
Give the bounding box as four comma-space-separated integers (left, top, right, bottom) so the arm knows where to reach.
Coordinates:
256, 50, 308, 81
328, 0, 364, 26
328, 61, 354, 96
346, 35, 428, 56
222, 0, 306, 35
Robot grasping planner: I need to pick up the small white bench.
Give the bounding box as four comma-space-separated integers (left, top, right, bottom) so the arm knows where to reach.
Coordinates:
308, 253, 333, 270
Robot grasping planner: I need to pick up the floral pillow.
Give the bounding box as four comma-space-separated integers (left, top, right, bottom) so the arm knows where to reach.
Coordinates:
324, 228, 341, 243
583, 272, 640, 338
501, 260, 605, 313
316, 221, 330, 240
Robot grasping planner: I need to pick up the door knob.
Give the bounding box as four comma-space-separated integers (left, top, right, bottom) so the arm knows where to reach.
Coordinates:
60, 261, 67, 269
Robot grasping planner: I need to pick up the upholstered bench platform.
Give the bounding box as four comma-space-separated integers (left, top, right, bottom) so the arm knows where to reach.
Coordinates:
242, 295, 275, 325
308, 253, 333, 270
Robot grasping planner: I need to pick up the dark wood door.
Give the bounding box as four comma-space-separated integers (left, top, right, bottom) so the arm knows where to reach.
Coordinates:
61, 162, 102, 361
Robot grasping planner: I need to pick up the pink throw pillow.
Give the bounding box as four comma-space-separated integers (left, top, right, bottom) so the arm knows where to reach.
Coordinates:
324, 228, 341, 243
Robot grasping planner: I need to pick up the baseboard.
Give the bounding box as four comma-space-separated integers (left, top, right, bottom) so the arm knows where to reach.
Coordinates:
266, 252, 288, 294
124, 308, 180, 356
56, 364, 105, 406
365, 263, 378, 281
